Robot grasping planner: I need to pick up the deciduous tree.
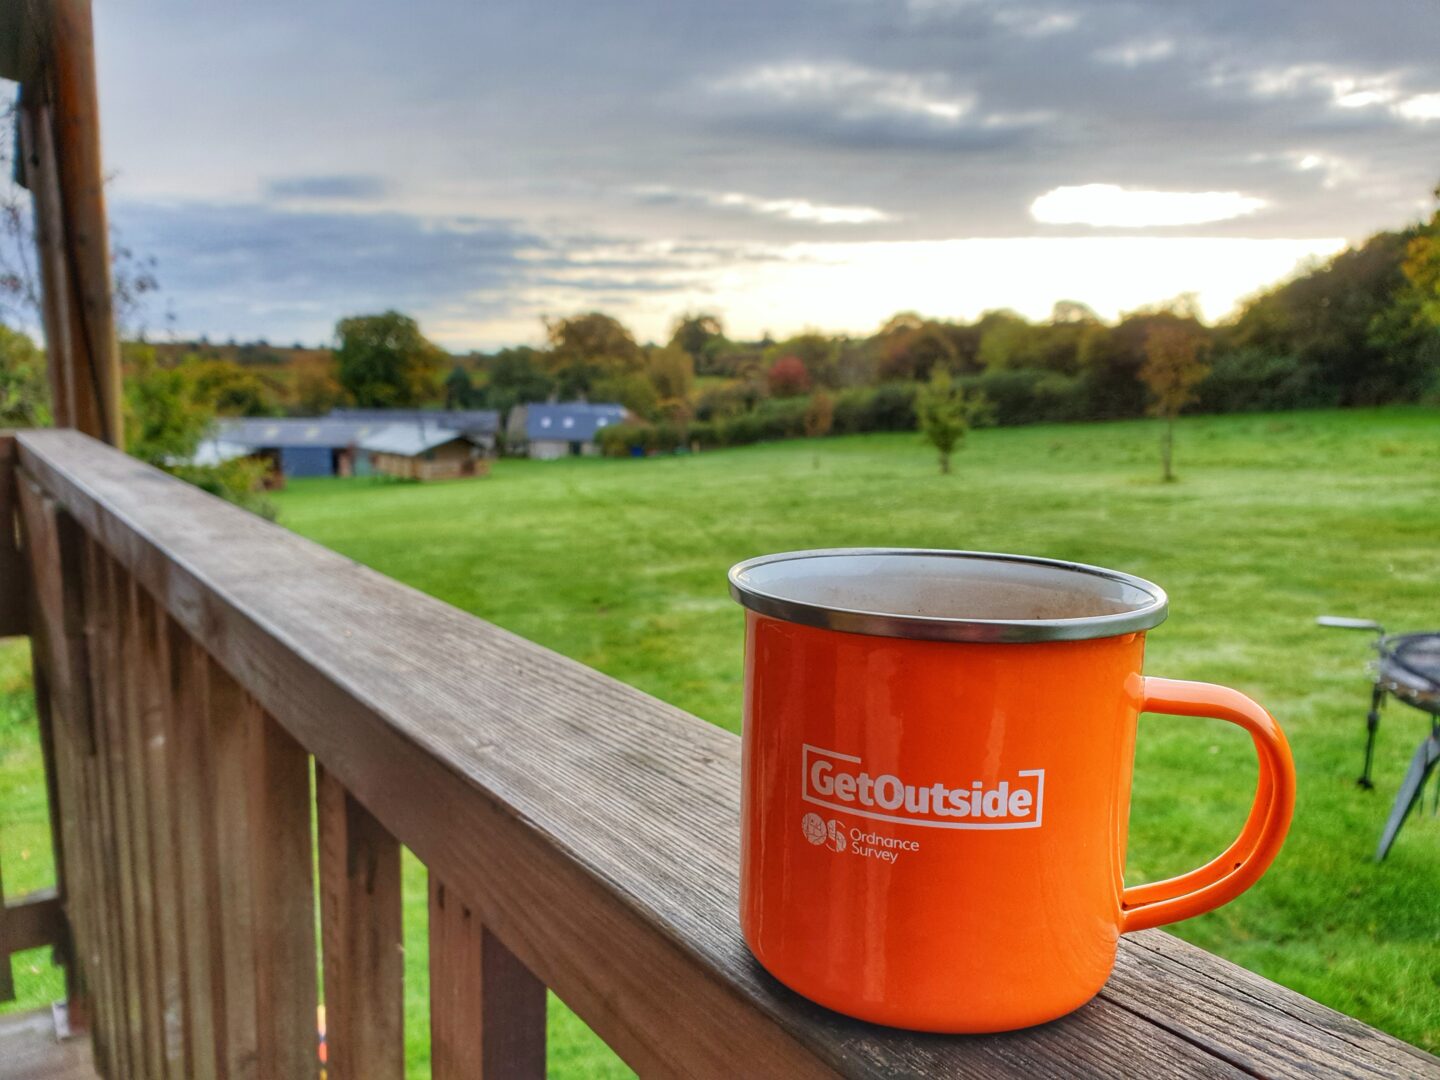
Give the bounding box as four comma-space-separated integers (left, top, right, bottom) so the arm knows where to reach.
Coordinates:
123, 344, 214, 466
0, 323, 51, 426
646, 343, 694, 402
669, 312, 725, 367
334, 311, 444, 407
444, 364, 475, 409
1140, 318, 1209, 482
916, 368, 989, 474
804, 388, 835, 438
292, 353, 346, 414
480, 346, 554, 423
767, 355, 811, 397
544, 312, 644, 397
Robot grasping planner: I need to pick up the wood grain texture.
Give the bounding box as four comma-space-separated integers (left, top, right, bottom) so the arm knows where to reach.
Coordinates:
16, 96, 80, 431
1108, 931, 1440, 1079
17, 478, 111, 1068
167, 627, 223, 1079
18, 429, 1438, 1079
207, 664, 320, 1080
205, 662, 263, 1079
244, 707, 319, 1080
112, 559, 166, 1077
28, 641, 79, 1021
317, 765, 404, 1080
26, 0, 124, 446
132, 583, 187, 1076
79, 538, 139, 1078
428, 873, 546, 1080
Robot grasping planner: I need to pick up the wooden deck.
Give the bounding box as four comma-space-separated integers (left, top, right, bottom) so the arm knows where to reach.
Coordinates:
0, 1009, 95, 1080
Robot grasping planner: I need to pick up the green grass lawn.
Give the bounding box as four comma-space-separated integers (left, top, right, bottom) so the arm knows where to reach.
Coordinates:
3, 407, 1439, 1072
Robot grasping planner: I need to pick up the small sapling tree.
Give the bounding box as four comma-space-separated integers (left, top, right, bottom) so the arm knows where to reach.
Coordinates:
916, 368, 989, 474
803, 388, 834, 439
1140, 319, 1209, 482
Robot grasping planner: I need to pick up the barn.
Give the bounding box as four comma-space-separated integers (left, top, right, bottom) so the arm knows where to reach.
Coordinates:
328, 407, 500, 454
358, 421, 490, 481
210, 417, 384, 479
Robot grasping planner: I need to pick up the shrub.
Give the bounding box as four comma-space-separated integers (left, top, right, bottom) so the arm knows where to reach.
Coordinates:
862, 383, 919, 431
767, 355, 811, 397
804, 389, 835, 438
1193, 349, 1336, 413
598, 422, 653, 456
695, 384, 751, 420
686, 420, 719, 448
168, 458, 277, 520
956, 369, 1048, 426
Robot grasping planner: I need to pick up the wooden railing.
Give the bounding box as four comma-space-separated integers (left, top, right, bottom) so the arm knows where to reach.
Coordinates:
4, 426, 1438, 1079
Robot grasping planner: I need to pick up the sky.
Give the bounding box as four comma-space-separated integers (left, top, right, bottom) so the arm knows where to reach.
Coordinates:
77, 0, 1440, 349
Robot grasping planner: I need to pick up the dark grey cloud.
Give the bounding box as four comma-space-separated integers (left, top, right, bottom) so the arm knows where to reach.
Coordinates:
109, 200, 765, 345
111, 201, 544, 343
78, 0, 1440, 342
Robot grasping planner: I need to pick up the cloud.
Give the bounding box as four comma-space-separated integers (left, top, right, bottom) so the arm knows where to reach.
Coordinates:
989, 7, 1079, 37
264, 175, 391, 201
1030, 185, 1268, 228
711, 60, 975, 123
1395, 93, 1440, 121
78, 0, 1439, 346
633, 185, 895, 225
111, 200, 548, 344
702, 58, 1052, 151
1093, 39, 1176, 67
1212, 60, 1440, 125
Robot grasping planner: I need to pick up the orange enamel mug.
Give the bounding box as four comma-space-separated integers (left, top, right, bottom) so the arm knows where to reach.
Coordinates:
729, 549, 1295, 1034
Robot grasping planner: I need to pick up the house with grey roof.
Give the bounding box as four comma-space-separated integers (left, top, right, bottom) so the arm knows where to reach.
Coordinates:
328, 408, 500, 452
506, 402, 628, 459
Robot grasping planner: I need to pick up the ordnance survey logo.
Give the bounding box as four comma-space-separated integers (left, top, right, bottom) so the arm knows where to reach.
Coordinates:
802, 744, 1045, 830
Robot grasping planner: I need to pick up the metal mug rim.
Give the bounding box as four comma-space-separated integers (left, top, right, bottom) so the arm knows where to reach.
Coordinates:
727, 548, 1168, 643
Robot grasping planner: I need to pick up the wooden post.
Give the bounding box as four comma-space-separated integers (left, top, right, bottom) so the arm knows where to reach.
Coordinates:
317, 766, 404, 1080
84, 542, 150, 1075
132, 583, 188, 1077
167, 628, 223, 1079
17, 473, 110, 1065
17, 0, 124, 447
208, 662, 318, 1079
428, 873, 546, 1080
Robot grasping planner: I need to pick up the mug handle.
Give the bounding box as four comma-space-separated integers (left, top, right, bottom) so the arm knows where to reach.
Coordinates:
1120, 676, 1296, 933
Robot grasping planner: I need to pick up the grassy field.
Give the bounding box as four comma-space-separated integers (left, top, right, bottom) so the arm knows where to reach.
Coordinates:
3, 406, 1439, 1072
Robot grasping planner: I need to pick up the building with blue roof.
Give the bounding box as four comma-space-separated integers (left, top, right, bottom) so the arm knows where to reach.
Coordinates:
506, 402, 628, 459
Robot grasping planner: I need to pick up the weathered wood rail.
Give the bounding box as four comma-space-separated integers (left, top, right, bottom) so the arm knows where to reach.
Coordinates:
4, 426, 1438, 1079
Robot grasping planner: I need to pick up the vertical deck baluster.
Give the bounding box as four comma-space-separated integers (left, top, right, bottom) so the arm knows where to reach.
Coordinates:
115, 564, 166, 1074
133, 585, 189, 1077
428, 873, 547, 1080
80, 539, 138, 1077
316, 765, 404, 1080
207, 660, 319, 1078
18, 482, 114, 1072
168, 627, 224, 1078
